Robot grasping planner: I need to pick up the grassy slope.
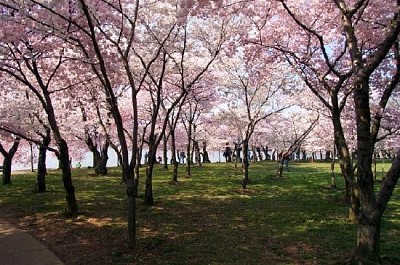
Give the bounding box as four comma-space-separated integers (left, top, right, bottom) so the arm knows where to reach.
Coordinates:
0, 161, 399, 264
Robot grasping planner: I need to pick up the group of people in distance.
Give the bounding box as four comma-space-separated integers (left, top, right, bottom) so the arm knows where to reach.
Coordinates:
144, 150, 187, 165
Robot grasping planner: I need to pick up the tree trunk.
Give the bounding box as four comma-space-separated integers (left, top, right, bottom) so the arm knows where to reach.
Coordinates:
95, 141, 109, 176
330, 148, 337, 189
162, 134, 168, 170
194, 140, 202, 167
144, 163, 155, 206
92, 149, 101, 169
58, 139, 78, 214
350, 211, 381, 264
36, 130, 50, 192
2, 157, 12, 185
125, 173, 136, 248
332, 112, 359, 223
251, 146, 257, 162
352, 77, 381, 262
186, 139, 192, 178
241, 141, 249, 189
144, 144, 156, 206
0, 138, 20, 185
170, 129, 179, 182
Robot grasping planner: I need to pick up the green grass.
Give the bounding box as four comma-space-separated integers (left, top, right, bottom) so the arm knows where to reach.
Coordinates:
1, 161, 399, 264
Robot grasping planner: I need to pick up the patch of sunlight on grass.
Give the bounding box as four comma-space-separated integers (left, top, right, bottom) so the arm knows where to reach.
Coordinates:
2, 162, 400, 264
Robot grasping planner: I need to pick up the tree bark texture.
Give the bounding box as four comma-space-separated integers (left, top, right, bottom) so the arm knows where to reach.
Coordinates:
241, 141, 249, 189
0, 138, 20, 185
36, 130, 51, 192
58, 139, 78, 214
352, 77, 381, 262
95, 141, 109, 176
126, 178, 136, 248
145, 163, 155, 206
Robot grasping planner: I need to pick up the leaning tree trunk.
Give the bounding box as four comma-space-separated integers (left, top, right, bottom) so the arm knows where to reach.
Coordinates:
0, 138, 20, 185
332, 112, 360, 223
57, 139, 78, 214
36, 130, 51, 192
276, 157, 284, 179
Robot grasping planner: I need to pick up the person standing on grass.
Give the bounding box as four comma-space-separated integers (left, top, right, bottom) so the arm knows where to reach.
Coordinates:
180, 151, 186, 164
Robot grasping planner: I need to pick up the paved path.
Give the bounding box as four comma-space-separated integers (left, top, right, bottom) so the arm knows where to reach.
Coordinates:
0, 219, 64, 265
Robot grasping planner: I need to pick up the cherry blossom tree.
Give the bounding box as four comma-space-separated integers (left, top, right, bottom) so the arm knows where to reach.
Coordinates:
245, 0, 400, 262
0, 76, 54, 191
0, 134, 20, 185
0, 6, 79, 212
217, 50, 295, 188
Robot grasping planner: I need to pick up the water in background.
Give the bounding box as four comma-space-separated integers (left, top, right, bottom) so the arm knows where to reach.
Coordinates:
13, 149, 228, 171
13, 148, 327, 171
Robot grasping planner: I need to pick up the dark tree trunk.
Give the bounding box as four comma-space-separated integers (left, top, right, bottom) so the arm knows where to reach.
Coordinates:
186, 139, 192, 178
251, 146, 257, 162
163, 134, 168, 170
125, 171, 136, 248
332, 110, 359, 223
92, 149, 101, 169
144, 146, 156, 206
95, 141, 109, 176
0, 138, 20, 185
352, 77, 381, 262
58, 139, 78, 214
144, 163, 155, 206
330, 151, 337, 189
36, 130, 51, 192
241, 140, 249, 189
194, 140, 202, 167
2, 157, 12, 185
170, 129, 179, 182
276, 158, 284, 179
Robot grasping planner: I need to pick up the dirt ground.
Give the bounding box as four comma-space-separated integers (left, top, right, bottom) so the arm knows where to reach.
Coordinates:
3, 209, 117, 265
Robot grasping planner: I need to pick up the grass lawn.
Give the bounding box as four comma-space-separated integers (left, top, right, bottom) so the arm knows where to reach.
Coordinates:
1, 160, 399, 264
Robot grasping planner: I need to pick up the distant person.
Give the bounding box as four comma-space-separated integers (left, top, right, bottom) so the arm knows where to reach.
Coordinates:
283, 153, 289, 171
224, 145, 232, 162
76, 162, 81, 169
157, 156, 162, 164
180, 151, 186, 164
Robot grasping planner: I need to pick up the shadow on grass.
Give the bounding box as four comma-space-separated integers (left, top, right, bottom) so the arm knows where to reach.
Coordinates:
1, 162, 399, 264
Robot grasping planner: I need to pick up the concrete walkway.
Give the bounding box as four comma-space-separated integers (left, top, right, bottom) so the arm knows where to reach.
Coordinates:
0, 219, 64, 265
